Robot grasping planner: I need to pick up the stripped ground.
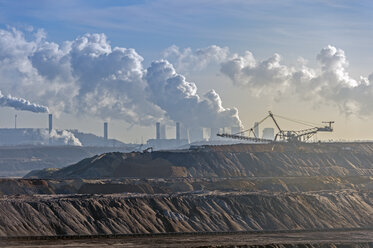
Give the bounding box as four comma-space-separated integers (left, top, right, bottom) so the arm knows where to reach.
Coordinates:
1, 229, 373, 247
2, 143, 373, 246
2, 176, 373, 195
26, 142, 373, 179
0, 145, 137, 178
1, 191, 373, 237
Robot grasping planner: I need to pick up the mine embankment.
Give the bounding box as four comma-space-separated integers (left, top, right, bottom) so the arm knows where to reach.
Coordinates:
2, 176, 373, 195
0, 145, 137, 177
25, 142, 373, 179
0, 191, 372, 237
2, 143, 373, 241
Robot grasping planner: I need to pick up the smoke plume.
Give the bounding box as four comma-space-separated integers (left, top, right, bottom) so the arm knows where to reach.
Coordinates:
165, 44, 373, 117
5, 25, 373, 129
163, 45, 229, 73
0, 91, 48, 113
146, 60, 241, 128
220, 45, 373, 116
0, 27, 241, 129
45, 129, 82, 146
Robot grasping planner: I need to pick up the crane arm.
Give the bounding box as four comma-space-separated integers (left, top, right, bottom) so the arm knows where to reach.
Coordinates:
233, 114, 270, 136
268, 111, 282, 133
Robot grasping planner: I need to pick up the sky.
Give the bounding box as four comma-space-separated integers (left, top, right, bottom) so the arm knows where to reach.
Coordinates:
0, 0, 373, 142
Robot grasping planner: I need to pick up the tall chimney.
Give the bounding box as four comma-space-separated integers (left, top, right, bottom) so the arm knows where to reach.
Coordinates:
14, 114, 17, 129
156, 122, 160, 140
176, 122, 180, 141
48, 114, 52, 133
104, 122, 108, 140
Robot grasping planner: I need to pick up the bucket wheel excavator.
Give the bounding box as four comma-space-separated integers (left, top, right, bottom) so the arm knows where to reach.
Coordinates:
217, 111, 334, 143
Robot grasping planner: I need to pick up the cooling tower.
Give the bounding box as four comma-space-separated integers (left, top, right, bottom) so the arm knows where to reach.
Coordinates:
262, 128, 275, 140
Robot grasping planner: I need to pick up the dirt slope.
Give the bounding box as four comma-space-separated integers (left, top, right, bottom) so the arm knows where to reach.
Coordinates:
1, 190, 372, 237
26, 142, 373, 179
0, 145, 137, 177
3, 176, 373, 195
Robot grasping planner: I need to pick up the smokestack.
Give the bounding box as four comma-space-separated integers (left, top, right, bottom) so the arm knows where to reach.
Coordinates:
14, 114, 17, 129
104, 122, 108, 140
176, 122, 180, 141
48, 114, 52, 133
156, 122, 160, 140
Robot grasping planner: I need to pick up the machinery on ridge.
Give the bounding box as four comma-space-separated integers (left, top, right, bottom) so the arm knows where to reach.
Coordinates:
217, 111, 334, 143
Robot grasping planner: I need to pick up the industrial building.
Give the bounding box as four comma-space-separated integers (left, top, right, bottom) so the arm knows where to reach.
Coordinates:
147, 122, 189, 150
262, 128, 275, 140
0, 114, 127, 147
189, 127, 205, 143
210, 127, 221, 141
0, 112, 252, 149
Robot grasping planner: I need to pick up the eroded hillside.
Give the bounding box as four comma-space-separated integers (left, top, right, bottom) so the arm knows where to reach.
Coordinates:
26, 142, 373, 179
1, 191, 372, 236
2, 176, 373, 195
0, 145, 137, 177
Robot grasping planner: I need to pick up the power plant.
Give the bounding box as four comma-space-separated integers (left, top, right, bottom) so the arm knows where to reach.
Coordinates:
0, 110, 335, 149
147, 122, 189, 150
262, 128, 275, 140
0, 113, 126, 147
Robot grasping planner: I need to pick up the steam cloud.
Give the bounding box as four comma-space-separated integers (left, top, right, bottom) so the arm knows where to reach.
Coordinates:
0, 27, 240, 129
165, 44, 373, 117
0, 91, 48, 113
163, 45, 229, 73
2, 26, 372, 130
45, 129, 82, 146
146, 60, 241, 128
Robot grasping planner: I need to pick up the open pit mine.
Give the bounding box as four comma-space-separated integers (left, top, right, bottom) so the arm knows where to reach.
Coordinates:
1, 142, 373, 247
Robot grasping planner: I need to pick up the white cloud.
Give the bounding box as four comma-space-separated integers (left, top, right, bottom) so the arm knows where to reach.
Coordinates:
0, 91, 48, 113
0, 27, 242, 129
220, 44, 373, 116
167, 43, 373, 117
145, 60, 242, 128
44, 129, 82, 146
163, 45, 229, 73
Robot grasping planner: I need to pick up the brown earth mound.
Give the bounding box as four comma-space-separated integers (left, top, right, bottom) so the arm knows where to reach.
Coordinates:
0, 145, 137, 177
0, 191, 372, 237
2, 176, 373, 195
25, 142, 373, 179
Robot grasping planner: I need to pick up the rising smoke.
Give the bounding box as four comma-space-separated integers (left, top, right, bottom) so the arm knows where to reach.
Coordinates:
0, 91, 48, 113
0, 27, 241, 129
163, 45, 230, 73
2, 26, 372, 131
45, 129, 82, 146
165, 44, 373, 117
146, 60, 241, 128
